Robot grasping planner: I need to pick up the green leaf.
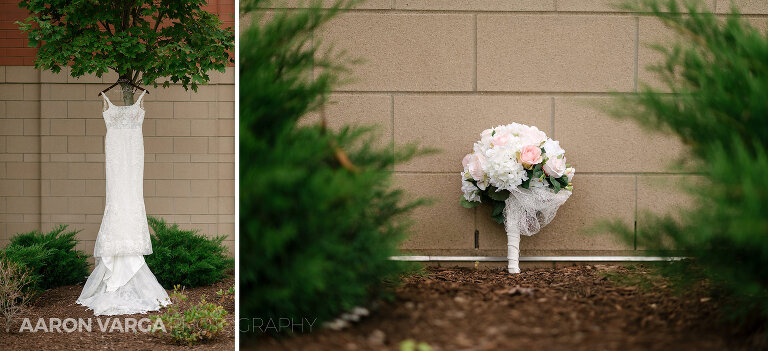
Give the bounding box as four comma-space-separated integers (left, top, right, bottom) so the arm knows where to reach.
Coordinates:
460, 196, 480, 208
17, 0, 235, 103
549, 175, 561, 193
487, 188, 510, 201
492, 201, 505, 217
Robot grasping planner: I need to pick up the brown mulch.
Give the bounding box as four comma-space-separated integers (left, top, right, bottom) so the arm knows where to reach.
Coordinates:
248, 265, 763, 351
0, 275, 235, 351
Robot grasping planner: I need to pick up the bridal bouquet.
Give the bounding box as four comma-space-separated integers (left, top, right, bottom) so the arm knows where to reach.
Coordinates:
459, 123, 574, 273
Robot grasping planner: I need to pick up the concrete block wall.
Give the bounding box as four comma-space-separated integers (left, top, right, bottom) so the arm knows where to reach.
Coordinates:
299, 0, 768, 256
0, 67, 235, 259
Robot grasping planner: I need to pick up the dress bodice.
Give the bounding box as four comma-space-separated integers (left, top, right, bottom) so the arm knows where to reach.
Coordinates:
100, 91, 146, 129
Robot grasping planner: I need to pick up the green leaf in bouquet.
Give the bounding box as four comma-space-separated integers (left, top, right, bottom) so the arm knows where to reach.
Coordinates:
549, 175, 561, 193
492, 214, 505, 224
492, 201, 505, 217
460, 196, 480, 208
480, 193, 493, 203
521, 177, 531, 189
487, 189, 510, 201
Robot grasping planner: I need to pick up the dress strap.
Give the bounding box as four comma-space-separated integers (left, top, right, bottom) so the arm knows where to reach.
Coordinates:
135, 90, 147, 108
99, 92, 113, 112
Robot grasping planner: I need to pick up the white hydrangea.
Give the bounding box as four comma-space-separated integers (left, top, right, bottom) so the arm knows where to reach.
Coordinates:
485, 146, 528, 191
461, 179, 481, 202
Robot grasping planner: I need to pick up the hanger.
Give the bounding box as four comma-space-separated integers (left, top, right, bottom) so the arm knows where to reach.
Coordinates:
98, 77, 149, 96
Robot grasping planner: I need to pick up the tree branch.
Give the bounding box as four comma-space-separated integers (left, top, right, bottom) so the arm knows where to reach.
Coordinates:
154, 11, 165, 32
98, 20, 113, 36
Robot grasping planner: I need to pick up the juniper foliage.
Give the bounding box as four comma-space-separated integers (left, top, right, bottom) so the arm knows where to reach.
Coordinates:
603, 0, 768, 336
146, 216, 233, 289
0, 225, 90, 291
239, 0, 427, 334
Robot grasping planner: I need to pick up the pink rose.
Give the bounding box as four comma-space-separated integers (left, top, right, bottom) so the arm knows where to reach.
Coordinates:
518, 145, 543, 168
462, 153, 472, 168
543, 157, 566, 178
467, 153, 486, 181
492, 132, 512, 146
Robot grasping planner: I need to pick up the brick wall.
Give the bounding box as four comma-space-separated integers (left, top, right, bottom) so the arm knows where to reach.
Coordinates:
0, 67, 235, 259
297, 0, 768, 257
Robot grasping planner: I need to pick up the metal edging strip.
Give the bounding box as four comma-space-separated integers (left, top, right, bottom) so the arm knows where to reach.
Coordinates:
390, 256, 683, 262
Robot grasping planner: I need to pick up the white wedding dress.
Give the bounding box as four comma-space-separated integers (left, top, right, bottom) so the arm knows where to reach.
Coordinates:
77, 91, 171, 315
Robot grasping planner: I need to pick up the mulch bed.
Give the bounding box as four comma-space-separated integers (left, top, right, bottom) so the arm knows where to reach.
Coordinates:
0, 275, 235, 351
249, 265, 763, 351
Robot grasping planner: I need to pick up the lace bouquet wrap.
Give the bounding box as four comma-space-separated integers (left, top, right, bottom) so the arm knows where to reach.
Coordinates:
460, 123, 574, 273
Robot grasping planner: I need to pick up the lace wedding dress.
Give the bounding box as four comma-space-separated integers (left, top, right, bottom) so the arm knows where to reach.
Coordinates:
77, 91, 170, 315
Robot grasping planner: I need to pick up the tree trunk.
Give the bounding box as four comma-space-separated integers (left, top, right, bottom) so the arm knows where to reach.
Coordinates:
120, 82, 134, 105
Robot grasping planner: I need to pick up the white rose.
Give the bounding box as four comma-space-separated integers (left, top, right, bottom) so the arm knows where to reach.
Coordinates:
542, 139, 564, 158
543, 157, 566, 178
519, 126, 547, 146
480, 129, 494, 146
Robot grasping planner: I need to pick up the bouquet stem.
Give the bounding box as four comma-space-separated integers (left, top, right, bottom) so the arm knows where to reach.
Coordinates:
507, 227, 521, 274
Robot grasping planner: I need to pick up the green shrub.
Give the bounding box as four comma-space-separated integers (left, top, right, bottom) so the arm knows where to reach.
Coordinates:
1, 225, 89, 290
239, 0, 427, 335
603, 0, 768, 336
151, 285, 228, 345
146, 217, 234, 289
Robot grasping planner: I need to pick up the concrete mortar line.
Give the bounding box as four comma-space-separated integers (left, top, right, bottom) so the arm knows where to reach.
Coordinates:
634, 174, 639, 250
634, 16, 639, 92
390, 93, 395, 164
332, 90, 631, 96
550, 96, 555, 138
394, 171, 699, 175
270, 8, 645, 16
473, 14, 478, 93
